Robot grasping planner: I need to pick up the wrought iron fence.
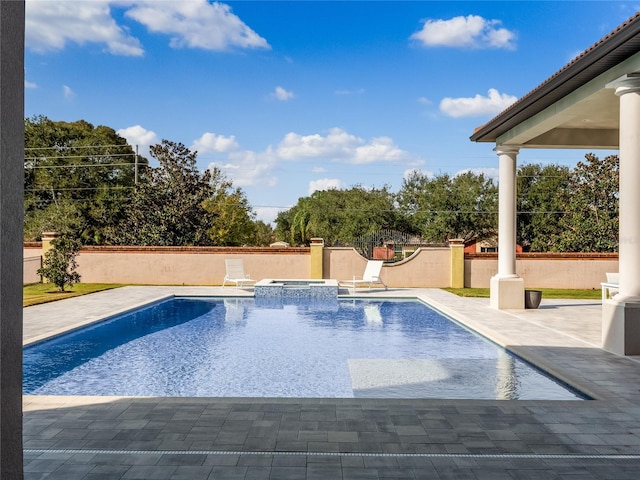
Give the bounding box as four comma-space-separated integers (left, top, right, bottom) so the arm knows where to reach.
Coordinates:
347, 230, 445, 262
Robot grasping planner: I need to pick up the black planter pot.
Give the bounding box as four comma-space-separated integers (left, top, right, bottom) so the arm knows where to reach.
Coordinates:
524, 289, 542, 309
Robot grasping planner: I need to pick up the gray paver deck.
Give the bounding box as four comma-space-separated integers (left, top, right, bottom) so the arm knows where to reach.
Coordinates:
22, 286, 640, 478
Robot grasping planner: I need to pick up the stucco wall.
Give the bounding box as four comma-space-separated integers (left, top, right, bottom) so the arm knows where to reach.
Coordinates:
25, 244, 620, 289
75, 246, 450, 287
325, 247, 450, 288
22, 254, 42, 285
23, 251, 40, 284
465, 253, 618, 289
76, 247, 310, 285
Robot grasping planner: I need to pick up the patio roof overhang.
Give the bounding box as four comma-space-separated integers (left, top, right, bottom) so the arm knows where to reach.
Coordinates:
470, 13, 640, 150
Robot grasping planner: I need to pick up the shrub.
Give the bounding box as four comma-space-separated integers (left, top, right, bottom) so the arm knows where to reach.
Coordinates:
37, 236, 81, 292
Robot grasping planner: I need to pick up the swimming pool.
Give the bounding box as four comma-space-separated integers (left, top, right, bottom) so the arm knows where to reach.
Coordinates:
23, 297, 586, 400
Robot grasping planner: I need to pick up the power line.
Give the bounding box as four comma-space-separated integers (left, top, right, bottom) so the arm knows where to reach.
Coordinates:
26, 163, 137, 170
25, 144, 135, 151
22, 193, 578, 215
25, 153, 136, 161
26, 186, 135, 192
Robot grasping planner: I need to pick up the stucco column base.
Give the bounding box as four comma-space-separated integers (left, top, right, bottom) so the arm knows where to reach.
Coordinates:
490, 275, 525, 310
602, 298, 640, 355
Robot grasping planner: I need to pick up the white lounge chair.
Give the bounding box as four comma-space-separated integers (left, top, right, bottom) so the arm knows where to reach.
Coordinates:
601, 272, 619, 301
222, 259, 257, 289
340, 260, 387, 293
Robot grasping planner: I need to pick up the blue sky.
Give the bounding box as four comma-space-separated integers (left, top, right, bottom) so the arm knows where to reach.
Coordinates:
24, 1, 636, 223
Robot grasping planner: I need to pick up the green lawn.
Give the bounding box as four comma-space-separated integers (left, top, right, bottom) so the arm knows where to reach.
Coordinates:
23, 283, 126, 307
443, 287, 601, 300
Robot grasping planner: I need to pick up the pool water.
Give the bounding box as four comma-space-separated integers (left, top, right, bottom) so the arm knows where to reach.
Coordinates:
23, 297, 586, 400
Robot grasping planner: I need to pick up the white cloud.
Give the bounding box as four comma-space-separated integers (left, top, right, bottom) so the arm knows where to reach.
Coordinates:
254, 206, 285, 224
277, 128, 360, 160
411, 15, 516, 50
210, 148, 278, 187
353, 137, 412, 165
63, 84, 75, 100
26, 0, 144, 56
417, 97, 432, 105
273, 86, 295, 101
191, 132, 239, 153
277, 128, 419, 165
202, 127, 421, 189
124, 0, 270, 51
308, 178, 345, 195
116, 125, 159, 151
25, 79, 37, 89
439, 88, 517, 118
25, 0, 269, 56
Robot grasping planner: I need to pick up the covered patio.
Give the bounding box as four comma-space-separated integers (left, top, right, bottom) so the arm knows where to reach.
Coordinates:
471, 13, 640, 355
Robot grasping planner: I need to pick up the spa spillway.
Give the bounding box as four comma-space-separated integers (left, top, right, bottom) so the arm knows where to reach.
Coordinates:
254, 279, 339, 298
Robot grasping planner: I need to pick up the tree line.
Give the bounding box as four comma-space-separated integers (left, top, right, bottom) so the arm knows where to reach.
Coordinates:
275, 154, 619, 252
25, 116, 272, 246
25, 116, 619, 252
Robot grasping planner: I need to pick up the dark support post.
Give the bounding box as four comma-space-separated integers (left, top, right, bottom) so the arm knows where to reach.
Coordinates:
0, 2, 25, 478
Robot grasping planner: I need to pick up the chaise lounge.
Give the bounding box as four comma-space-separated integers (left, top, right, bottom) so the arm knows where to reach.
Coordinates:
222, 259, 257, 290
601, 272, 619, 301
340, 260, 387, 294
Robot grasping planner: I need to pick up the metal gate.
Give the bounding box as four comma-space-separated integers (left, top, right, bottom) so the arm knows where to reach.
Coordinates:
348, 230, 443, 262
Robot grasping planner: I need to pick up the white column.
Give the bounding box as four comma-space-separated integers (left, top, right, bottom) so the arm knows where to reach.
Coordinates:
614, 78, 640, 299
490, 145, 524, 309
603, 74, 640, 354
495, 145, 519, 277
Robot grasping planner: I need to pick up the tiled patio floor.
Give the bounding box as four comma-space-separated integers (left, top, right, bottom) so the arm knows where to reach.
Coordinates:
23, 287, 640, 479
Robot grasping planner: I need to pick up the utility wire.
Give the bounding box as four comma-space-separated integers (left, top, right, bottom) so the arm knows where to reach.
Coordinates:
23, 194, 576, 214
26, 186, 134, 192
26, 163, 136, 170
25, 144, 135, 151
25, 154, 136, 161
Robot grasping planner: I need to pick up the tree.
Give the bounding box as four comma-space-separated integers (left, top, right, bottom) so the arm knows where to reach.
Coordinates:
552, 153, 619, 252
275, 186, 402, 246
115, 140, 214, 245
24, 198, 85, 241
115, 140, 258, 246
516, 163, 571, 251
203, 180, 257, 246
286, 197, 313, 245
397, 171, 498, 243
253, 220, 275, 246
24, 116, 144, 243
37, 236, 82, 292
274, 209, 294, 245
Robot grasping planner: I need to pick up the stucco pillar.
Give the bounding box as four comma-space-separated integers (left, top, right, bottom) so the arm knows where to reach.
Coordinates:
490, 145, 524, 309
0, 1, 25, 477
310, 238, 324, 279
448, 238, 465, 288
603, 74, 640, 354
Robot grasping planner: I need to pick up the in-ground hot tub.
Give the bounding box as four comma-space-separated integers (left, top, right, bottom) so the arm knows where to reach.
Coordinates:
254, 278, 339, 298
